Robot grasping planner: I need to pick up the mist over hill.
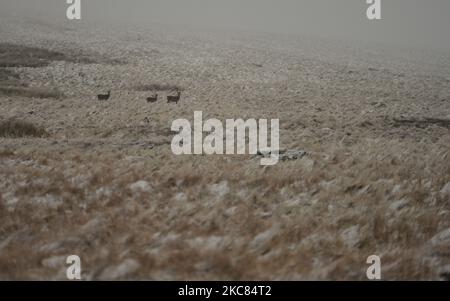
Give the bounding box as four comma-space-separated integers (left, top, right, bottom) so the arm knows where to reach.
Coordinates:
1, 0, 450, 51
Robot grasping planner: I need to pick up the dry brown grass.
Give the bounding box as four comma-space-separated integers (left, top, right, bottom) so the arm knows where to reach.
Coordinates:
0, 119, 48, 138
0, 136, 448, 280
0, 43, 102, 68
0, 85, 63, 99
0, 48, 64, 99
0, 68, 19, 82
0, 43, 67, 68
0, 19, 449, 281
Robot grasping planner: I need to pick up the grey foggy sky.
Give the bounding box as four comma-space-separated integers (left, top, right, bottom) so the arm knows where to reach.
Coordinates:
1, 0, 450, 50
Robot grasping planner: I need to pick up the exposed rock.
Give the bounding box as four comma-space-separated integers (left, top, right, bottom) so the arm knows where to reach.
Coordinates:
372, 101, 386, 108
255, 149, 308, 161
280, 150, 308, 161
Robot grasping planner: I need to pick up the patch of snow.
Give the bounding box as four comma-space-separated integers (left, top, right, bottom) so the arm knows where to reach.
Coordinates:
389, 199, 409, 211
129, 180, 152, 193
99, 259, 140, 280
208, 181, 229, 199
340, 225, 361, 248
440, 182, 450, 196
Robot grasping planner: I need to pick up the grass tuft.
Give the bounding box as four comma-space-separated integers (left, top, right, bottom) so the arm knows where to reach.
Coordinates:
0, 85, 63, 99
0, 119, 48, 138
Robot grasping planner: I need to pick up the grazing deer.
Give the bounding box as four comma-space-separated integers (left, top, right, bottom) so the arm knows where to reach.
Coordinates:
146, 94, 158, 103
97, 90, 111, 101
167, 90, 181, 104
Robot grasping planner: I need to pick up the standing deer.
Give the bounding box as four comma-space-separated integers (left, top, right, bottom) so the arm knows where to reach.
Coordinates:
167, 90, 181, 104
97, 90, 111, 101
146, 94, 158, 103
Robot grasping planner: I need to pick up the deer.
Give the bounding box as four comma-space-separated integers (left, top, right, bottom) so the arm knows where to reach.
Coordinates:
146, 94, 158, 103
97, 90, 111, 101
167, 90, 181, 104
